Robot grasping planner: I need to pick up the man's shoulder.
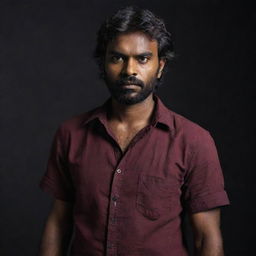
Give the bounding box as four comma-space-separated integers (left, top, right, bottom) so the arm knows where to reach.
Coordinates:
172, 109, 210, 134
157, 95, 210, 138
57, 105, 102, 132
165, 107, 212, 146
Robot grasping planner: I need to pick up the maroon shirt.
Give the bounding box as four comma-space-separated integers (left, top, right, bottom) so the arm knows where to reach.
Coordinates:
40, 94, 229, 256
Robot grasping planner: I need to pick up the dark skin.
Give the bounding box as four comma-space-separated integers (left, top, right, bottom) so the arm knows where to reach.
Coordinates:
39, 32, 224, 256
104, 31, 165, 152
39, 200, 73, 256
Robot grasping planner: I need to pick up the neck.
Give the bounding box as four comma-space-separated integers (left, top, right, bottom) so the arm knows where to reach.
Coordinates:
109, 94, 155, 127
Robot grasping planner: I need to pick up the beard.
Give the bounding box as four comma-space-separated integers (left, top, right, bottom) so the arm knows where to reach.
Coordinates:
104, 72, 160, 105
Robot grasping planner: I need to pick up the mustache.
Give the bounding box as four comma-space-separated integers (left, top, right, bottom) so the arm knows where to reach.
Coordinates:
116, 76, 144, 87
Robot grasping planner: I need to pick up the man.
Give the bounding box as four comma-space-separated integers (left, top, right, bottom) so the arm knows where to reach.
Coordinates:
39, 6, 229, 256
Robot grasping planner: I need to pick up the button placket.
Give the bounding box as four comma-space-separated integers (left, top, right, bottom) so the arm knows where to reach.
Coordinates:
106, 165, 124, 255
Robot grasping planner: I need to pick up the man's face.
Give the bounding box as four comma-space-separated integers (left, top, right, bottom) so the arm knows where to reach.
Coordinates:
104, 31, 165, 105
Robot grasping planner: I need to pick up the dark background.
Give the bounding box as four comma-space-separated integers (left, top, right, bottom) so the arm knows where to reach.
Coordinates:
0, 0, 255, 255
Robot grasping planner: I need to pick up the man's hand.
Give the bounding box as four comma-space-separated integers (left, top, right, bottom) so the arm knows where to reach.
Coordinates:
190, 208, 224, 256
39, 199, 74, 256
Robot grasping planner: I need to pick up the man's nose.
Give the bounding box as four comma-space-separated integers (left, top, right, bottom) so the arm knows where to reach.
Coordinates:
122, 58, 137, 76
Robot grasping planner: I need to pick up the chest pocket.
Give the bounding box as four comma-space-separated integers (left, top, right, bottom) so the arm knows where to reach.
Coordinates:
136, 174, 179, 220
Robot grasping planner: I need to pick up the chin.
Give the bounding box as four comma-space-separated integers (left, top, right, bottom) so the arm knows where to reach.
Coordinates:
113, 91, 150, 105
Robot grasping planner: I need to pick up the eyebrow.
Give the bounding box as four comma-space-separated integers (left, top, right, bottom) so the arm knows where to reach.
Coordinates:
108, 50, 153, 58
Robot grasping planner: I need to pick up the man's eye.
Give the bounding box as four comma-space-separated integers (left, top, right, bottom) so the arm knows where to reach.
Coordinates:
138, 56, 149, 63
111, 56, 123, 63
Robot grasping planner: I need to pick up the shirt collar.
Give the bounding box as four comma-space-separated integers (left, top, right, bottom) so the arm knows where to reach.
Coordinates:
81, 94, 174, 131
151, 94, 174, 131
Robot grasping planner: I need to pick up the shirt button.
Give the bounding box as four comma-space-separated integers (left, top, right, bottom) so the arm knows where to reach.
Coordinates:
110, 217, 116, 223
116, 168, 122, 174
112, 196, 118, 201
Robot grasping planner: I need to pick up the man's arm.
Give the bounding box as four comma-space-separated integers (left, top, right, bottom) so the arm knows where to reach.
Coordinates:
189, 208, 224, 256
39, 199, 74, 256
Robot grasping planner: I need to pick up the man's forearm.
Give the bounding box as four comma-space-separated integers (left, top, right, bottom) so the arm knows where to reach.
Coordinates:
39, 216, 73, 256
190, 208, 225, 256
194, 233, 224, 256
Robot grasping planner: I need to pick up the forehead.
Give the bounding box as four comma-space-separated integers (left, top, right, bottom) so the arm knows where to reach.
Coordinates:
106, 31, 158, 55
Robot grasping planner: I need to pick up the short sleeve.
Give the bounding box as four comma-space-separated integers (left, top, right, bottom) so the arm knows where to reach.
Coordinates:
183, 131, 230, 213
39, 126, 74, 202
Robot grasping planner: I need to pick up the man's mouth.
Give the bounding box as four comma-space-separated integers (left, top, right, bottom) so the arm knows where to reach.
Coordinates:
120, 83, 142, 89
122, 84, 138, 87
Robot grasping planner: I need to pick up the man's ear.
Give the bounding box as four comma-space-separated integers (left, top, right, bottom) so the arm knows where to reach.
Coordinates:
157, 59, 166, 79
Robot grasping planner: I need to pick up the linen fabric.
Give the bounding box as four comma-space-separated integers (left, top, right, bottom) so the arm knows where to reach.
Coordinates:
40, 94, 229, 256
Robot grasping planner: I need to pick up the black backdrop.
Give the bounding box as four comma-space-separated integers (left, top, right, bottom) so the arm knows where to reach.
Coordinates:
0, 0, 255, 255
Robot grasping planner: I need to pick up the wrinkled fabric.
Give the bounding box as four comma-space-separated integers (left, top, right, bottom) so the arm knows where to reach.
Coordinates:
40, 94, 229, 256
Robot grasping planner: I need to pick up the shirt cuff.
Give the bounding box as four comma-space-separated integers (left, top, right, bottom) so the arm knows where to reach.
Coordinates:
186, 190, 230, 213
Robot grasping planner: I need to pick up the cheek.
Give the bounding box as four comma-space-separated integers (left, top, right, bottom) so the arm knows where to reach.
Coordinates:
140, 63, 159, 80
105, 64, 121, 80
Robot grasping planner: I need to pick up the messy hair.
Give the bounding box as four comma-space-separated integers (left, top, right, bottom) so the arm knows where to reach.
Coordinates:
94, 6, 175, 80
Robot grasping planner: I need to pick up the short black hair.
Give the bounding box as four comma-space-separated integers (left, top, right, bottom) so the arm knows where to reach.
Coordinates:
94, 6, 175, 79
